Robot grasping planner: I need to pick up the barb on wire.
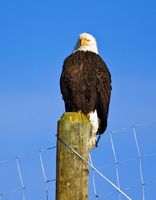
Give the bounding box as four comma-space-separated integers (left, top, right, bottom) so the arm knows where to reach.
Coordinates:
39, 150, 49, 200
133, 127, 145, 200
89, 154, 99, 199
16, 157, 26, 200
57, 136, 133, 200
109, 131, 121, 200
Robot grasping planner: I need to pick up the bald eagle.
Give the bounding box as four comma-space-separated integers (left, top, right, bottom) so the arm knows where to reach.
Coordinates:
60, 33, 112, 147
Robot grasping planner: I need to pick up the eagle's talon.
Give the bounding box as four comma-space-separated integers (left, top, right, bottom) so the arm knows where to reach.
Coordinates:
95, 135, 101, 147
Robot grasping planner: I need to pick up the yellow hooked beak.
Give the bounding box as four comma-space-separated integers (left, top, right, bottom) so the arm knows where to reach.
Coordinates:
80, 38, 89, 46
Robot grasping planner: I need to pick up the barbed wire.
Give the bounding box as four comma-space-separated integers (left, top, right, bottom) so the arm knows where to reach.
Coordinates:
109, 131, 121, 200
1, 149, 156, 199
57, 135, 133, 200
111, 119, 156, 134
98, 178, 156, 199
132, 127, 145, 200
16, 157, 26, 200
39, 150, 49, 200
0, 146, 56, 200
0, 120, 156, 199
0, 146, 56, 166
89, 154, 99, 199
0, 179, 56, 199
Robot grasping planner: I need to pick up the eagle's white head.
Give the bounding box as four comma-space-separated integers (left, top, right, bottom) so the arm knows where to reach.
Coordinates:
74, 33, 98, 54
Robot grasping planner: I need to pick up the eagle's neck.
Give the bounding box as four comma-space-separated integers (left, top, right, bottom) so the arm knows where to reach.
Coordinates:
74, 44, 98, 54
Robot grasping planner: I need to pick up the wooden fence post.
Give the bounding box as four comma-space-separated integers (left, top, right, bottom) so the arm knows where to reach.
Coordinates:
56, 112, 94, 200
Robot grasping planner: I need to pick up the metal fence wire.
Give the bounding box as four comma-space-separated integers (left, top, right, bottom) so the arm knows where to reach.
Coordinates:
0, 120, 156, 200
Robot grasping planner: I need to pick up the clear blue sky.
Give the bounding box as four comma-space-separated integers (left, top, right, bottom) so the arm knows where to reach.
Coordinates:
0, 0, 156, 199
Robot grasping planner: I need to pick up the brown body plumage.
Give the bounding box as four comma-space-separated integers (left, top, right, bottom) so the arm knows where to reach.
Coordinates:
60, 50, 112, 134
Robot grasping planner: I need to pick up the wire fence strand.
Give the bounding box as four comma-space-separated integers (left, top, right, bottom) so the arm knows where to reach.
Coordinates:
0, 120, 156, 199
89, 154, 99, 199
109, 131, 121, 200
57, 135, 133, 200
133, 127, 145, 200
39, 150, 49, 200
16, 157, 26, 200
